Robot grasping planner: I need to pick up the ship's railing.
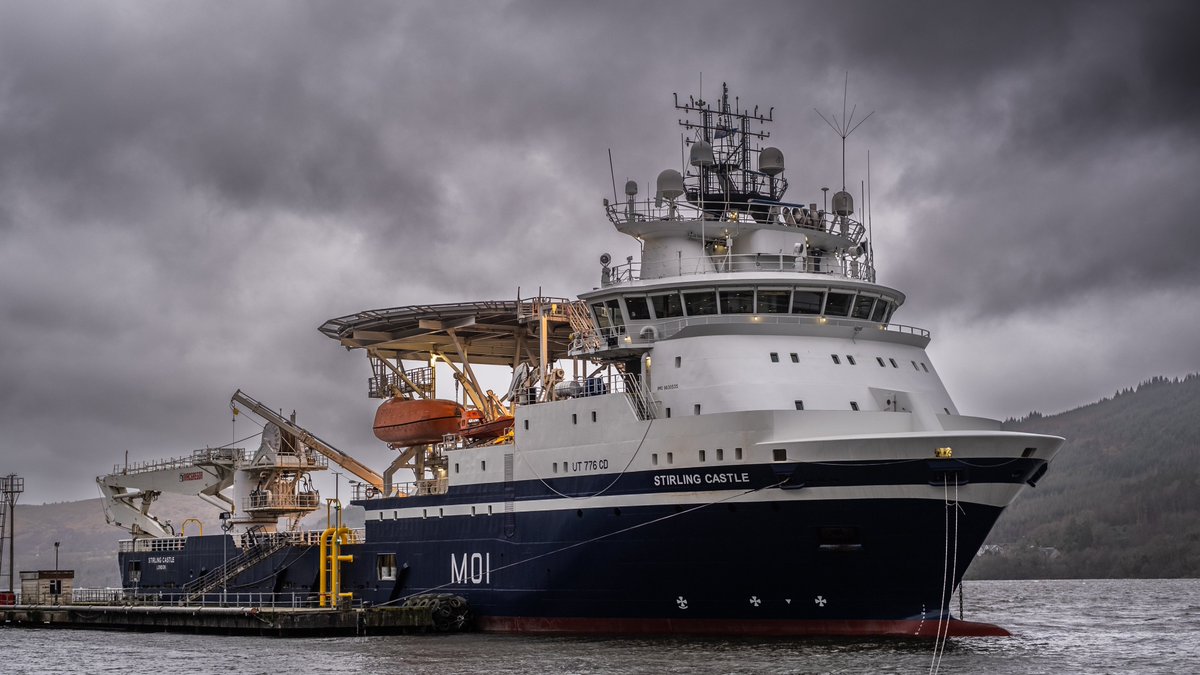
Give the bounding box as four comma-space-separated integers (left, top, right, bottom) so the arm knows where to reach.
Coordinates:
119, 537, 187, 553
602, 252, 876, 287
117, 528, 364, 552
605, 197, 865, 241
351, 478, 450, 500
43, 588, 358, 609
109, 447, 248, 475
243, 491, 321, 512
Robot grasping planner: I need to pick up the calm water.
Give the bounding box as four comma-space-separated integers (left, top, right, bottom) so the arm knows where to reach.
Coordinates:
4, 579, 1198, 674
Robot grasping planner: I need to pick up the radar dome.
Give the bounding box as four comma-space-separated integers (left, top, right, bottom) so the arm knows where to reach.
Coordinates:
689, 140, 715, 167
656, 169, 685, 201
759, 147, 785, 176
624, 180, 638, 197
832, 190, 854, 216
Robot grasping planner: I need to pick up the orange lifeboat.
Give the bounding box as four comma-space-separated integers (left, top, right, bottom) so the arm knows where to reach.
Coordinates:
460, 415, 515, 441
373, 398, 465, 445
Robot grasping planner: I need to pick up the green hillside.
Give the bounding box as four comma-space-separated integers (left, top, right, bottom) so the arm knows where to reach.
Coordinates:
967, 374, 1200, 579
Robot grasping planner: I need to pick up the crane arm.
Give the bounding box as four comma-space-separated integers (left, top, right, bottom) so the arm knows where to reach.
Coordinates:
230, 390, 384, 491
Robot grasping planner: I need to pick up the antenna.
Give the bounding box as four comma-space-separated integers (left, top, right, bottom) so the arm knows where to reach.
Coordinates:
608, 149, 618, 203
815, 72, 874, 191
867, 150, 874, 277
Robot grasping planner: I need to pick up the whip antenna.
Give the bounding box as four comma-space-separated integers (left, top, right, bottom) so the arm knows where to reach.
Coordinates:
814, 72, 874, 191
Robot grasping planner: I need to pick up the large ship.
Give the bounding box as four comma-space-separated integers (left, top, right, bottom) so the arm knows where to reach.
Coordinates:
100, 84, 1062, 637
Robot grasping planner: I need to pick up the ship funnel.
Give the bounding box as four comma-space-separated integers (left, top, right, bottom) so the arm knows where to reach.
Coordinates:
689, 140, 715, 167
759, 147, 785, 175
832, 190, 854, 216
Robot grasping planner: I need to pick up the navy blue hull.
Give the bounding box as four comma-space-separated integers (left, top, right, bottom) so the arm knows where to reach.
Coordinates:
119, 457, 1025, 634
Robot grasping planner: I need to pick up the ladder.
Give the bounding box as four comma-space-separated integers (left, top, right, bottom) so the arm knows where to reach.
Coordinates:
181, 534, 296, 602
566, 301, 603, 352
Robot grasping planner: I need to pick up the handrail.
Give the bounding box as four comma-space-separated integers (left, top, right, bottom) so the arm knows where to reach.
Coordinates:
603, 251, 875, 286
605, 197, 865, 241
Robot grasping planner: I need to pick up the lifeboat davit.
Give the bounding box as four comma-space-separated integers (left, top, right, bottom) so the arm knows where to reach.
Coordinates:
373, 398, 465, 445
460, 415, 515, 441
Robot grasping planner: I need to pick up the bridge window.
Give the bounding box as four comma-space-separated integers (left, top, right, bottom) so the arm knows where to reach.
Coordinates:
625, 296, 651, 320
674, 356, 681, 368
735, 447, 743, 460
770, 352, 780, 362
792, 290, 824, 315
790, 353, 799, 362
889, 358, 899, 368
719, 289, 755, 314
756, 289, 791, 313
846, 355, 857, 365
876, 357, 886, 367
921, 362, 929, 372
699, 449, 707, 462
717, 448, 725, 460
870, 300, 889, 322
651, 292, 684, 318
694, 404, 701, 415
831, 354, 841, 364
795, 400, 804, 410
825, 292, 853, 317
850, 401, 860, 411
605, 299, 625, 328
683, 290, 718, 316
852, 295, 876, 320
591, 303, 611, 329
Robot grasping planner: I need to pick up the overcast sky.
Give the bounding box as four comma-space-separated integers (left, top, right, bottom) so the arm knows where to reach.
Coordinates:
2, 0, 1196, 504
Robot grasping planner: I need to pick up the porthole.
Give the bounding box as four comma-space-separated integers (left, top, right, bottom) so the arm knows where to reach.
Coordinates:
699, 449, 707, 462
652, 453, 659, 465
890, 358, 899, 368
716, 448, 725, 460
846, 355, 856, 365
795, 400, 804, 410
850, 401, 860, 411
735, 447, 743, 460
694, 404, 701, 415
831, 354, 841, 364
790, 353, 799, 363
876, 357, 886, 367
675, 356, 682, 368
770, 352, 780, 363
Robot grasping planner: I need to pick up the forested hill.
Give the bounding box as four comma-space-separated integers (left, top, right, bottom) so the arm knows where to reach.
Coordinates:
967, 374, 1200, 579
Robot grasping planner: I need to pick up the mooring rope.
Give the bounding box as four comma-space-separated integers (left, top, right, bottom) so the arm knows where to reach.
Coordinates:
930, 478, 961, 675
522, 417, 655, 500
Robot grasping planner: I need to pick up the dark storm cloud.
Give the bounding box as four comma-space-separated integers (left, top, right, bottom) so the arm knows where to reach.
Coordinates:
0, 0, 1196, 502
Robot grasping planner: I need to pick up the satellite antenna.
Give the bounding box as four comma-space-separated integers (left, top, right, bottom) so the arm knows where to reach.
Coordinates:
815, 72, 874, 191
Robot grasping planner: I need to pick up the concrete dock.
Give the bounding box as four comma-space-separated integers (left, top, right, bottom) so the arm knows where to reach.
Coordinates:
1, 595, 471, 636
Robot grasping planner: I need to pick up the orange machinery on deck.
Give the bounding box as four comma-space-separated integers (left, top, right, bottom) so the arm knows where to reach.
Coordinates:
373, 399, 465, 445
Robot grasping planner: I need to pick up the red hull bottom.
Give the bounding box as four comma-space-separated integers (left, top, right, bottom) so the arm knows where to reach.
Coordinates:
477, 616, 1010, 638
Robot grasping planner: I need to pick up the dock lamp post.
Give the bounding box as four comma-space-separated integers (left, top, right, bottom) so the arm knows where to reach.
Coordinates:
54, 541, 59, 571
